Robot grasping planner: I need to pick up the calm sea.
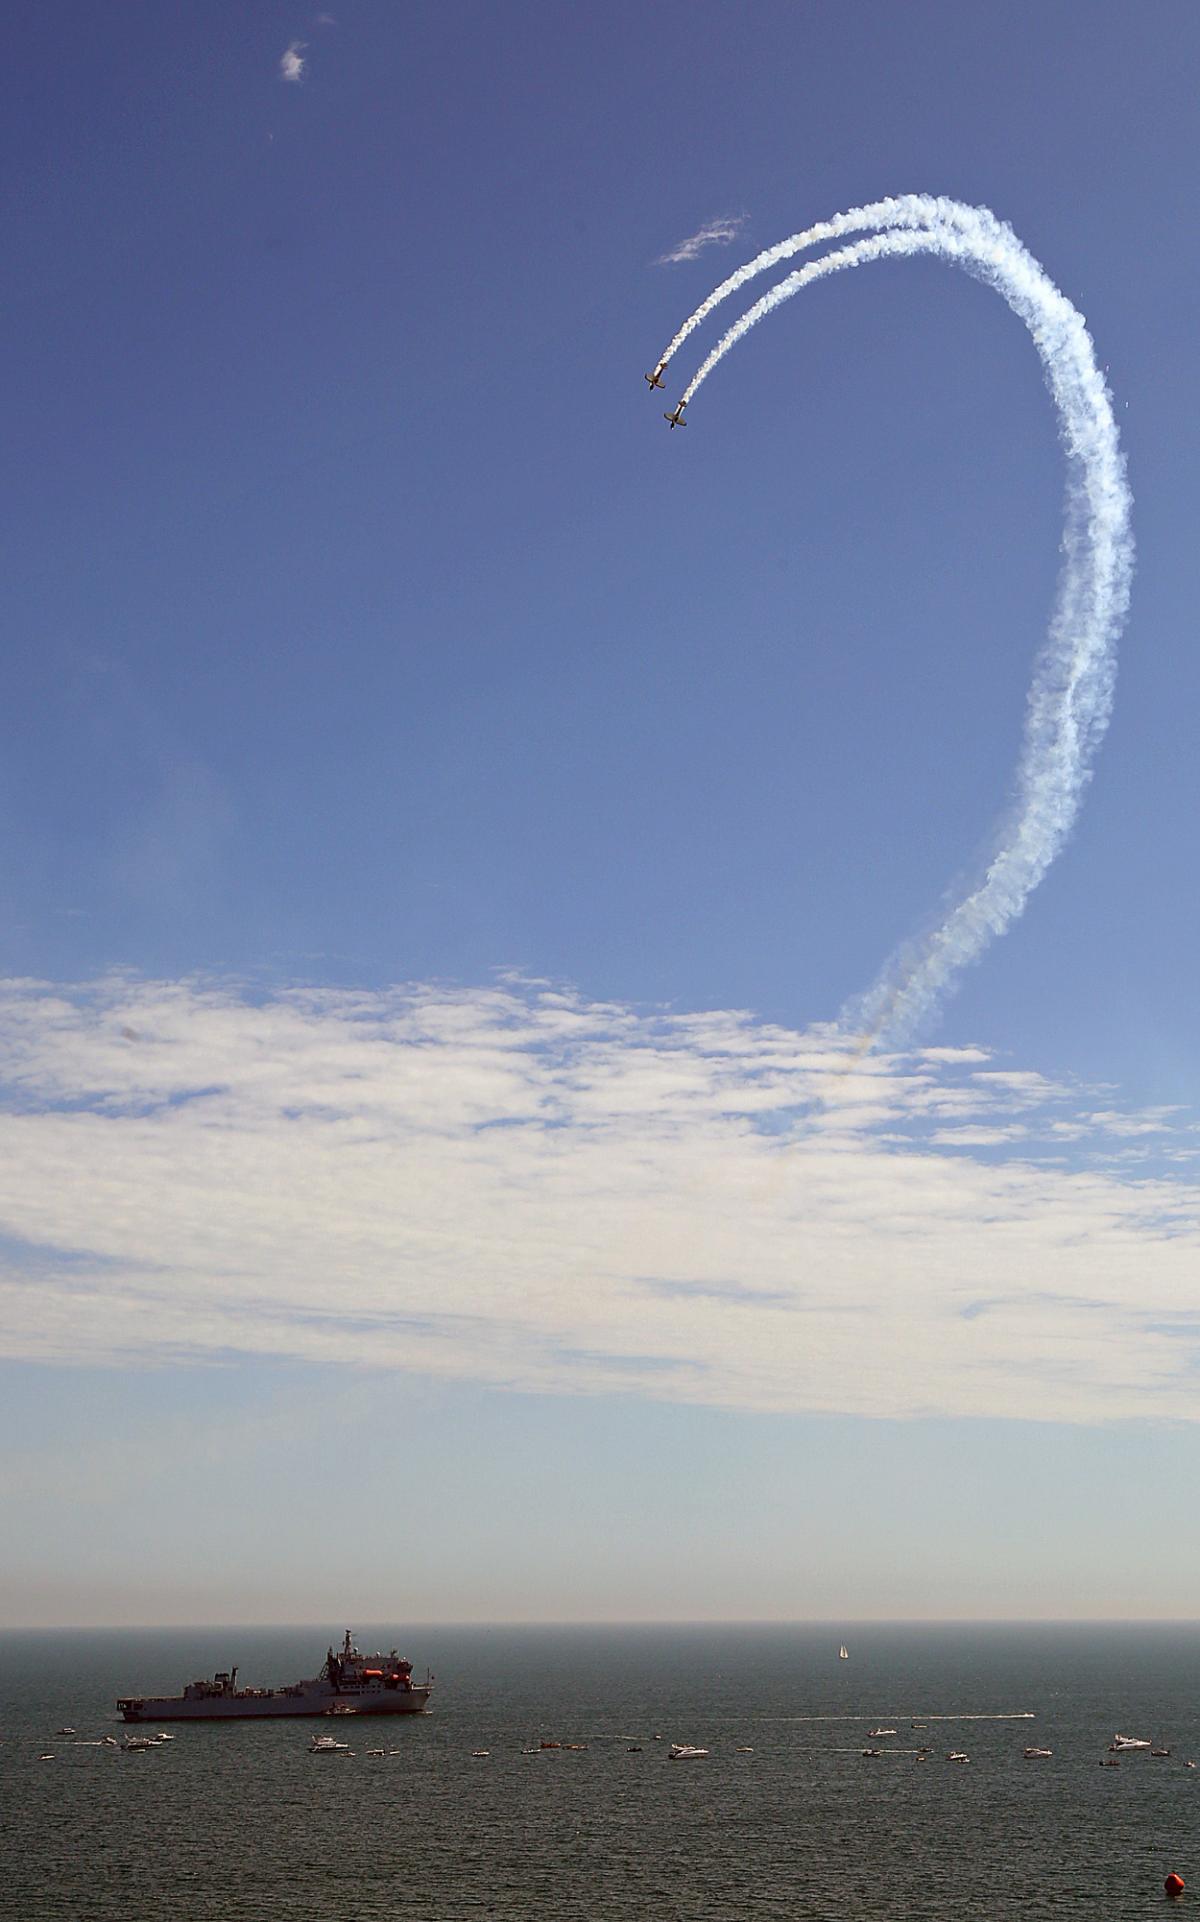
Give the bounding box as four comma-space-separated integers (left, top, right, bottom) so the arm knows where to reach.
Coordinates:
1, 1623, 1197, 1919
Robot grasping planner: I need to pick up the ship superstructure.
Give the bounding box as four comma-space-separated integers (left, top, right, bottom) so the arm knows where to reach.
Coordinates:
117, 1630, 432, 1722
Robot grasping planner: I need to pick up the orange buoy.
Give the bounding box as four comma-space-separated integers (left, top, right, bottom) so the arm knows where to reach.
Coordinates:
1164, 1872, 1185, 1897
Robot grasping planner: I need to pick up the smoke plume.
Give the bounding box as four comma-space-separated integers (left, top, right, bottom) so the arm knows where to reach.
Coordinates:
657, 198, 1133, 1044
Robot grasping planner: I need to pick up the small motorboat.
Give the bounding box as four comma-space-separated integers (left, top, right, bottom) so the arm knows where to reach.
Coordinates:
121, 1736, 158, 1752
734, 1745, 754, 1753
1109, 1733, 1151, 1751
1024, 1746, 1053, 1759
1151, 1747, 1172, 1757
308, 1734, 352, 1755
867, 1727, 897, 1738
668, 1743, 709, 1760
861, 1747, 882, 1758
626, 1745, 642, 1753
56, 1727, 77, 1736
470, 1749, 490, 1758
947, 1751, 970, 1763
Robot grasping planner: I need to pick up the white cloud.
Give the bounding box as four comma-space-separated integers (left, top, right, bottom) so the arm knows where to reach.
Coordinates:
0, 973, 1197, 1423
279, 40, 306, 83
655, 216, 746, 266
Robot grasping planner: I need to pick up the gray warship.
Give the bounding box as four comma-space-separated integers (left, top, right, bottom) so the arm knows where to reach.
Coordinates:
117, 1629, 432, 1722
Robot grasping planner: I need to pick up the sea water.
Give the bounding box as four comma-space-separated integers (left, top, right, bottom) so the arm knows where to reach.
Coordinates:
1, 1622, 1197, 1919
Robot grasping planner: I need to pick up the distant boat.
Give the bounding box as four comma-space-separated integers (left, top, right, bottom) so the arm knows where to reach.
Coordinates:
668, 1743, 709, 1760
839, 1645, 849, 1660
1024, 1746, 1053, 1759
1109, 1733, 1152, 1751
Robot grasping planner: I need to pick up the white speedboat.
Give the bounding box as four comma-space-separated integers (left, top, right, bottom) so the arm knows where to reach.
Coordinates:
121, 1736, 158, 1751
1024, 1746, 1053, 1758
867, 1727, 897, 1738
308, 1733, 352, 1754
947, 1751, 970, 1763
668, 1743, 709, 1759
1110, 1733, 1151, 1751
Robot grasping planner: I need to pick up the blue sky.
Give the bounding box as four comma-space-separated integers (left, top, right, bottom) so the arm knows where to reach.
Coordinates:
3, 1, 1200, 1626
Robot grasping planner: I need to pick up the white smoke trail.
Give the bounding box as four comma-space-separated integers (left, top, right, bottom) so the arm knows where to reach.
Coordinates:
663, 198, 1133, 1044
655, 194, 971, 377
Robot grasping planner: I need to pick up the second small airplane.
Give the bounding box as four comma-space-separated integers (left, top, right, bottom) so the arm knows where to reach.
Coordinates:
664, 402, 687, 429
644, 365, 666, 390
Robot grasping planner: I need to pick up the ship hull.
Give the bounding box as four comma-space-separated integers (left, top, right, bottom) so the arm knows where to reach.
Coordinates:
119, 1686, 431, 1723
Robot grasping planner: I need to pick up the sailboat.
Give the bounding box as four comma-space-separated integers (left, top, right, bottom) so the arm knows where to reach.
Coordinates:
839, 1644, 849, 1660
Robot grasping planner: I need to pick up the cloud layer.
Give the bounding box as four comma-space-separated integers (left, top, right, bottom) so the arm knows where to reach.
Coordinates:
1, 975, 1196, 1421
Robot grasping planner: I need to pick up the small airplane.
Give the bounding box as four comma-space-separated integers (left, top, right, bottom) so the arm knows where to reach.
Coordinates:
644, 365, 666, 390
664, 402, 687, 429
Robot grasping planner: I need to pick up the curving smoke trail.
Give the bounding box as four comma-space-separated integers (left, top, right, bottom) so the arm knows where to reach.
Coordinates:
655, 194, 960, 377
659, 197, 1133, 1045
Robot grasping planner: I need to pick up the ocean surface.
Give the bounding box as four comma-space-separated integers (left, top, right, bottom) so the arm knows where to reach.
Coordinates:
1, 1623, 1197, 1919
